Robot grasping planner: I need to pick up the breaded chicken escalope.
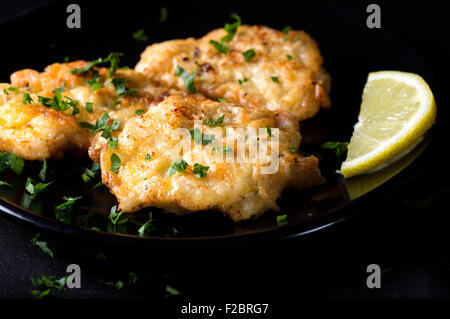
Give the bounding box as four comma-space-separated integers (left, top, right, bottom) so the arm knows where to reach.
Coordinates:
92, 94, 325, 221
0, 61, 175, 160
135, 24, 331, 122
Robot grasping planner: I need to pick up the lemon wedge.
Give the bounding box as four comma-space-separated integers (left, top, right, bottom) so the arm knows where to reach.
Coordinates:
341, 71, 436, 178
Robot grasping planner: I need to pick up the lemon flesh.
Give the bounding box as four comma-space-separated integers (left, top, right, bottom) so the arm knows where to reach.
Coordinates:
341, 71, 436, 178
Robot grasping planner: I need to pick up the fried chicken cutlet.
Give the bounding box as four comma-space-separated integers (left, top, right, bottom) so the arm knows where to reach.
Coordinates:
135, 24, 331, 122
0, 60, 175, 160
93, 94, 325, 221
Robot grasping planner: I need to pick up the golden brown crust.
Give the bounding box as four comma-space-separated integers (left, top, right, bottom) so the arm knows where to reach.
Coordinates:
136, 25, 331, 122
95, 94, 325, 221
1, 62, 179, 160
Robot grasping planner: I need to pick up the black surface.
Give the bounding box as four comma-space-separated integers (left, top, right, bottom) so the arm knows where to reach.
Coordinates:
0, 0, 449, 312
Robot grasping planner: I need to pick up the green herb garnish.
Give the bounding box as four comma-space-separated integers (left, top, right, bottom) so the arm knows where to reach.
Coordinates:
0, 152, 25, 174
321, 141, 348, 157
110, 153, 121, 174
30, 233, 54, 258
192, 163, 209, 178
204, 114, 225, 126
23, 93, 33, 104
132, 29, 149, 42
160, 7, 168, 22
212, 145, 232, 155
210, 40, 228, 54
174, 65, 197, 93
135, 109, 145, 115
85, 102, 94, 113
167, 159, 188, 177
242, 49, 256, 62
286, 54, 293, 60
189, 128, 215, 145
221, 13, 241, 43
54, 196, 82, 224
271, 76, 280, 83
238, 78, 248, 85
25, 178, 53, 200
265, 125, 272, 138
281, 25, 292, 33
277, 214, 288, 225
39, 160, 47, 182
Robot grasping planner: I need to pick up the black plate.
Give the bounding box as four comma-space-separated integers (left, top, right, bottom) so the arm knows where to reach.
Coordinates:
0, 0, 436, 247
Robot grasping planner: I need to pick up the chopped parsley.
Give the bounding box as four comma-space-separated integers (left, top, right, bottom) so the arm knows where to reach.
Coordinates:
193, 163, 209, 178
112, 78, 138, 97
265, 125, 272, 138
38, 83, 80, 115
39, 160, 47, 182
110, 153, 121, 174
138, 212, 157, 235
87, 76, 102, 91
54, 196, 82, 224
271, 76, 280, 83
160, 7, 168, 22
174, 65, 197, 93
135, 109, 145, 115
189, 128, 215, 145
108, 136, 118, 149
31, 274, 67, 298
70, 57, 103, 74
0, 152, 25, 174
286, 54, 293, 60
289, 147, 297, 153
81, 112, 120, 148
108, 99, 122, 108
221, 13, 241, 43
0, 181, 12, 188
23, 93, 33, 104
281, 25, 292, 33
204, 114, 225, 126
85, 102, 94, 113
109, 205, 128, 225
166, 285, 182, 296
132, 29, 149, 42
145, 153, 151, 161
30, 233, 54, 258
210, 40, 228, 54
167, 159, 188, 177
212, 145, 232, 155
82, 162, 100, 183
277, 214, 288, 225
238, 78, 248, 85
242, 49, 256, 62
25, 178, 53, 200
217, 98, 229, 103
321, 141, 348, 157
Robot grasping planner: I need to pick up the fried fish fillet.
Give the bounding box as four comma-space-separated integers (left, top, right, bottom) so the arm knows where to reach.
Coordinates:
0, 61, 174, 160
94, 94, 325, 221
135, 25, 331, 122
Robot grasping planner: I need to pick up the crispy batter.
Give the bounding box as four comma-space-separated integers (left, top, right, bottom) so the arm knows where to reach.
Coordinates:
1, 61, 175, 160
135, 25, 331, 121
94, 94, 325, 221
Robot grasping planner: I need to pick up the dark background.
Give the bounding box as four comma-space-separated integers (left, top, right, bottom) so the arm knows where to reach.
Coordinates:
0, 0, 449, 314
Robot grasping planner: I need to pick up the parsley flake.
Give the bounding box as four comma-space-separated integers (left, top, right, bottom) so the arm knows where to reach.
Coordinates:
204, 114, 225, 126
30, 233, 54, 258
281, 25, 292, 33
271, 76, 280, 83
54, 196, 82, 224
193, 163, 209, 178
167, 159, 188, 177
321, 141, 348, 157
110, 153, 121, 174
174, 65, 197, 93
160, 7, 168, 22
189, 128, 215, 145
242, 49, 256, 62
135, 109, 145, 115
132, 29, 149, 42
265, 125, 272, 138
85, 102, 94, 113
23, 93, 33, 104
0, 152, 25, 174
